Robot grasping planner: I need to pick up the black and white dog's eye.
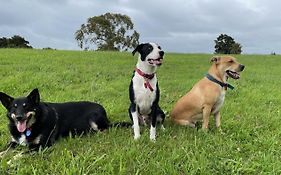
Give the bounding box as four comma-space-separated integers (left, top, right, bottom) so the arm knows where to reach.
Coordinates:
158, 46, 161, 50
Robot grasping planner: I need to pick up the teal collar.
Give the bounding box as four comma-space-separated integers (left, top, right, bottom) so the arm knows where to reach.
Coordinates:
206, 73, 234, 90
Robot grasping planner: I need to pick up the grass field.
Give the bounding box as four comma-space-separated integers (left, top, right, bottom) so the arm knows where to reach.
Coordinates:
0, 49, 281, 174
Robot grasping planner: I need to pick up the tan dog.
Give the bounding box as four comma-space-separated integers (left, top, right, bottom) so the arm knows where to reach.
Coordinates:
171, 56, 245, 130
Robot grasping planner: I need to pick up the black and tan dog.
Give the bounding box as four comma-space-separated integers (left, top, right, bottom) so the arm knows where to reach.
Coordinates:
171, 56, 245, 130
0, 88, 128, 151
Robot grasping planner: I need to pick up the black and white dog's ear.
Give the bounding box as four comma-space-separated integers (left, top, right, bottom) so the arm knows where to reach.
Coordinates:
27, 88, 40, 104
0, 92, 14, 110
132, 44, 144, 56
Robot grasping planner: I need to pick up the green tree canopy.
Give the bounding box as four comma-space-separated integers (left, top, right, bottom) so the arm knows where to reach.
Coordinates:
0, 35, 32, 48
214, 34, 242, 54
75, 13, 139, 51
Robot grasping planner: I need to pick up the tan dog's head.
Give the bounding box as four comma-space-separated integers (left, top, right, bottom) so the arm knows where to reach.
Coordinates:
211, 56, 245, 79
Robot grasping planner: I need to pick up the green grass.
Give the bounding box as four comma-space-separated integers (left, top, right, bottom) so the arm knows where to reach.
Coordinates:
0, 49, 281, 174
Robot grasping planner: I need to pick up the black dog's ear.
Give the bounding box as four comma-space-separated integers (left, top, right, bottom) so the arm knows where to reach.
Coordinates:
132, 44, 144, 56
210, 56, 221, 64
27, 88, 40, 104
0, 92, 14, 110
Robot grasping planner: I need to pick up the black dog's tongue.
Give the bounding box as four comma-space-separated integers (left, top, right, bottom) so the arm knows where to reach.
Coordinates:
16, 120, 27, 133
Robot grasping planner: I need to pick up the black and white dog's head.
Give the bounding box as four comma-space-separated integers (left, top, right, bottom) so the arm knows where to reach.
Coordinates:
132, 43, 164, 66
0, 89, 40, 133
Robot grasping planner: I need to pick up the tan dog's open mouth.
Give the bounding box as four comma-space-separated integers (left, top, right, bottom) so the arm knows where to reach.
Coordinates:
226, 70, 240, 79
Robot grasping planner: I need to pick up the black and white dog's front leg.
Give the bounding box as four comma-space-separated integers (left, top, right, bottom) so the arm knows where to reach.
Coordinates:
129, 103, 140, 140
150, 105, 158, 141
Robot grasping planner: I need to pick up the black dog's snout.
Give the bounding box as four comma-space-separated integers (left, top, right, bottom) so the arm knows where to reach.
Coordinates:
15, 115, 24, 121
159, 51, 164, 57
240, 64, 245, 71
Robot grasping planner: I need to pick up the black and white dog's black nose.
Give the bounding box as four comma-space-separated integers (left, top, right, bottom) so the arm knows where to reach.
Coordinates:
159, 51, 164, 57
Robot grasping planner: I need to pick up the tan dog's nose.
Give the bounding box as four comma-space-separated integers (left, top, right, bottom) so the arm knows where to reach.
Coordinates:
240, 64, 245, 71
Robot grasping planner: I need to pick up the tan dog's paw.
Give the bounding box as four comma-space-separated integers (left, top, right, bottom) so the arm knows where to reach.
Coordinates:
201, 126, 209, 132
217, 128, 225, 135
198, 128, 209, 135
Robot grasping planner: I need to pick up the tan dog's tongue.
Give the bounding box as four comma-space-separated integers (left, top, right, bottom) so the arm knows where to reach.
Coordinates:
17, 120, 27, 133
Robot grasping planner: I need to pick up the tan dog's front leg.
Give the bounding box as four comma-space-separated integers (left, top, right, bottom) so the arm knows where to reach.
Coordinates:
214, 112, 221, 128
214, 112, 224, 134
202, 106, 212, 130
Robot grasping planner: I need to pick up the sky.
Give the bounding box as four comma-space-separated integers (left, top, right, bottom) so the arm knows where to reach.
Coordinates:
0, 0, 281, 54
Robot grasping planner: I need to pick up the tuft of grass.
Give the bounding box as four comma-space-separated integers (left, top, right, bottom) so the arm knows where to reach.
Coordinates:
0, 49, 281, 174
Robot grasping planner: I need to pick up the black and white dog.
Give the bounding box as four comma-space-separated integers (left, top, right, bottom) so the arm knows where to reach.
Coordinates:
0, 88, 123, 150
129, 43, 165, 141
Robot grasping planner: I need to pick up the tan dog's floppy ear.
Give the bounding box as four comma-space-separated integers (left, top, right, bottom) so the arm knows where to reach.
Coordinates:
210, 56, 221, 64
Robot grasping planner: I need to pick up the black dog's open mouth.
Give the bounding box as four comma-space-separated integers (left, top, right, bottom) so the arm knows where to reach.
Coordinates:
226, 70, 240, 79
16, 120, 27, 133
147, 57, 163, 65
15, 111, 35, 133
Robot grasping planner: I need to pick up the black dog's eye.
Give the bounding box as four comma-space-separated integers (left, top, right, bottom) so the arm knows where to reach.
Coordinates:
13, 104, 18, 108
22, 103, 27, 108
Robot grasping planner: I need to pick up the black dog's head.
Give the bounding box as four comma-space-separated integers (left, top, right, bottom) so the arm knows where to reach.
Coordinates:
0, 89, 40, 133
132, 43, 164, 66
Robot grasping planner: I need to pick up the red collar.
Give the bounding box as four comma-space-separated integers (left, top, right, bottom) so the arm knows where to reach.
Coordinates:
135, 68, 155, 91
135, 68, 155, 79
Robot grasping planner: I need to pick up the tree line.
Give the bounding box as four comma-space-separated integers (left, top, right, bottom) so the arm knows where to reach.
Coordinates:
1, 13, 243, 54
0, 35, 32, 48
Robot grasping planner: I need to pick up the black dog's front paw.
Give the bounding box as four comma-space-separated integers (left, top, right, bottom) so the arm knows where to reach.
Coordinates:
9, 141, 18, 148
28, 144, 44, 152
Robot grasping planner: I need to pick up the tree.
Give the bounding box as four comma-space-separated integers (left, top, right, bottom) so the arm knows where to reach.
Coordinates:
75, 13, 139, 51
214, 34, 242, 54
8, 35, 32, 48
0, 35, 32, 48
0, 37, 8, 48
230, 43, 242, 54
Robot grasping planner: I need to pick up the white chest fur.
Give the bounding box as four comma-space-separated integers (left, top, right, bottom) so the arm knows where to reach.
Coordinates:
133, 74, 157, 115
212, 90, 225, 114
17, 134, 28, 146
12, 134, 42, 146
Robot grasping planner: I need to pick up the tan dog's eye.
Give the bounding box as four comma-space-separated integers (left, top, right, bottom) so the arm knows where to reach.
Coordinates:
228, 60, 234, 63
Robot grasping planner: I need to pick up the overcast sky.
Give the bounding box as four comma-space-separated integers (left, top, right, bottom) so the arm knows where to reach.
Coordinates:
1, 0, 281, 54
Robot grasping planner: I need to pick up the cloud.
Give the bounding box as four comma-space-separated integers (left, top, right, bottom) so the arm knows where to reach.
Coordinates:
0, 0, 280, 53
